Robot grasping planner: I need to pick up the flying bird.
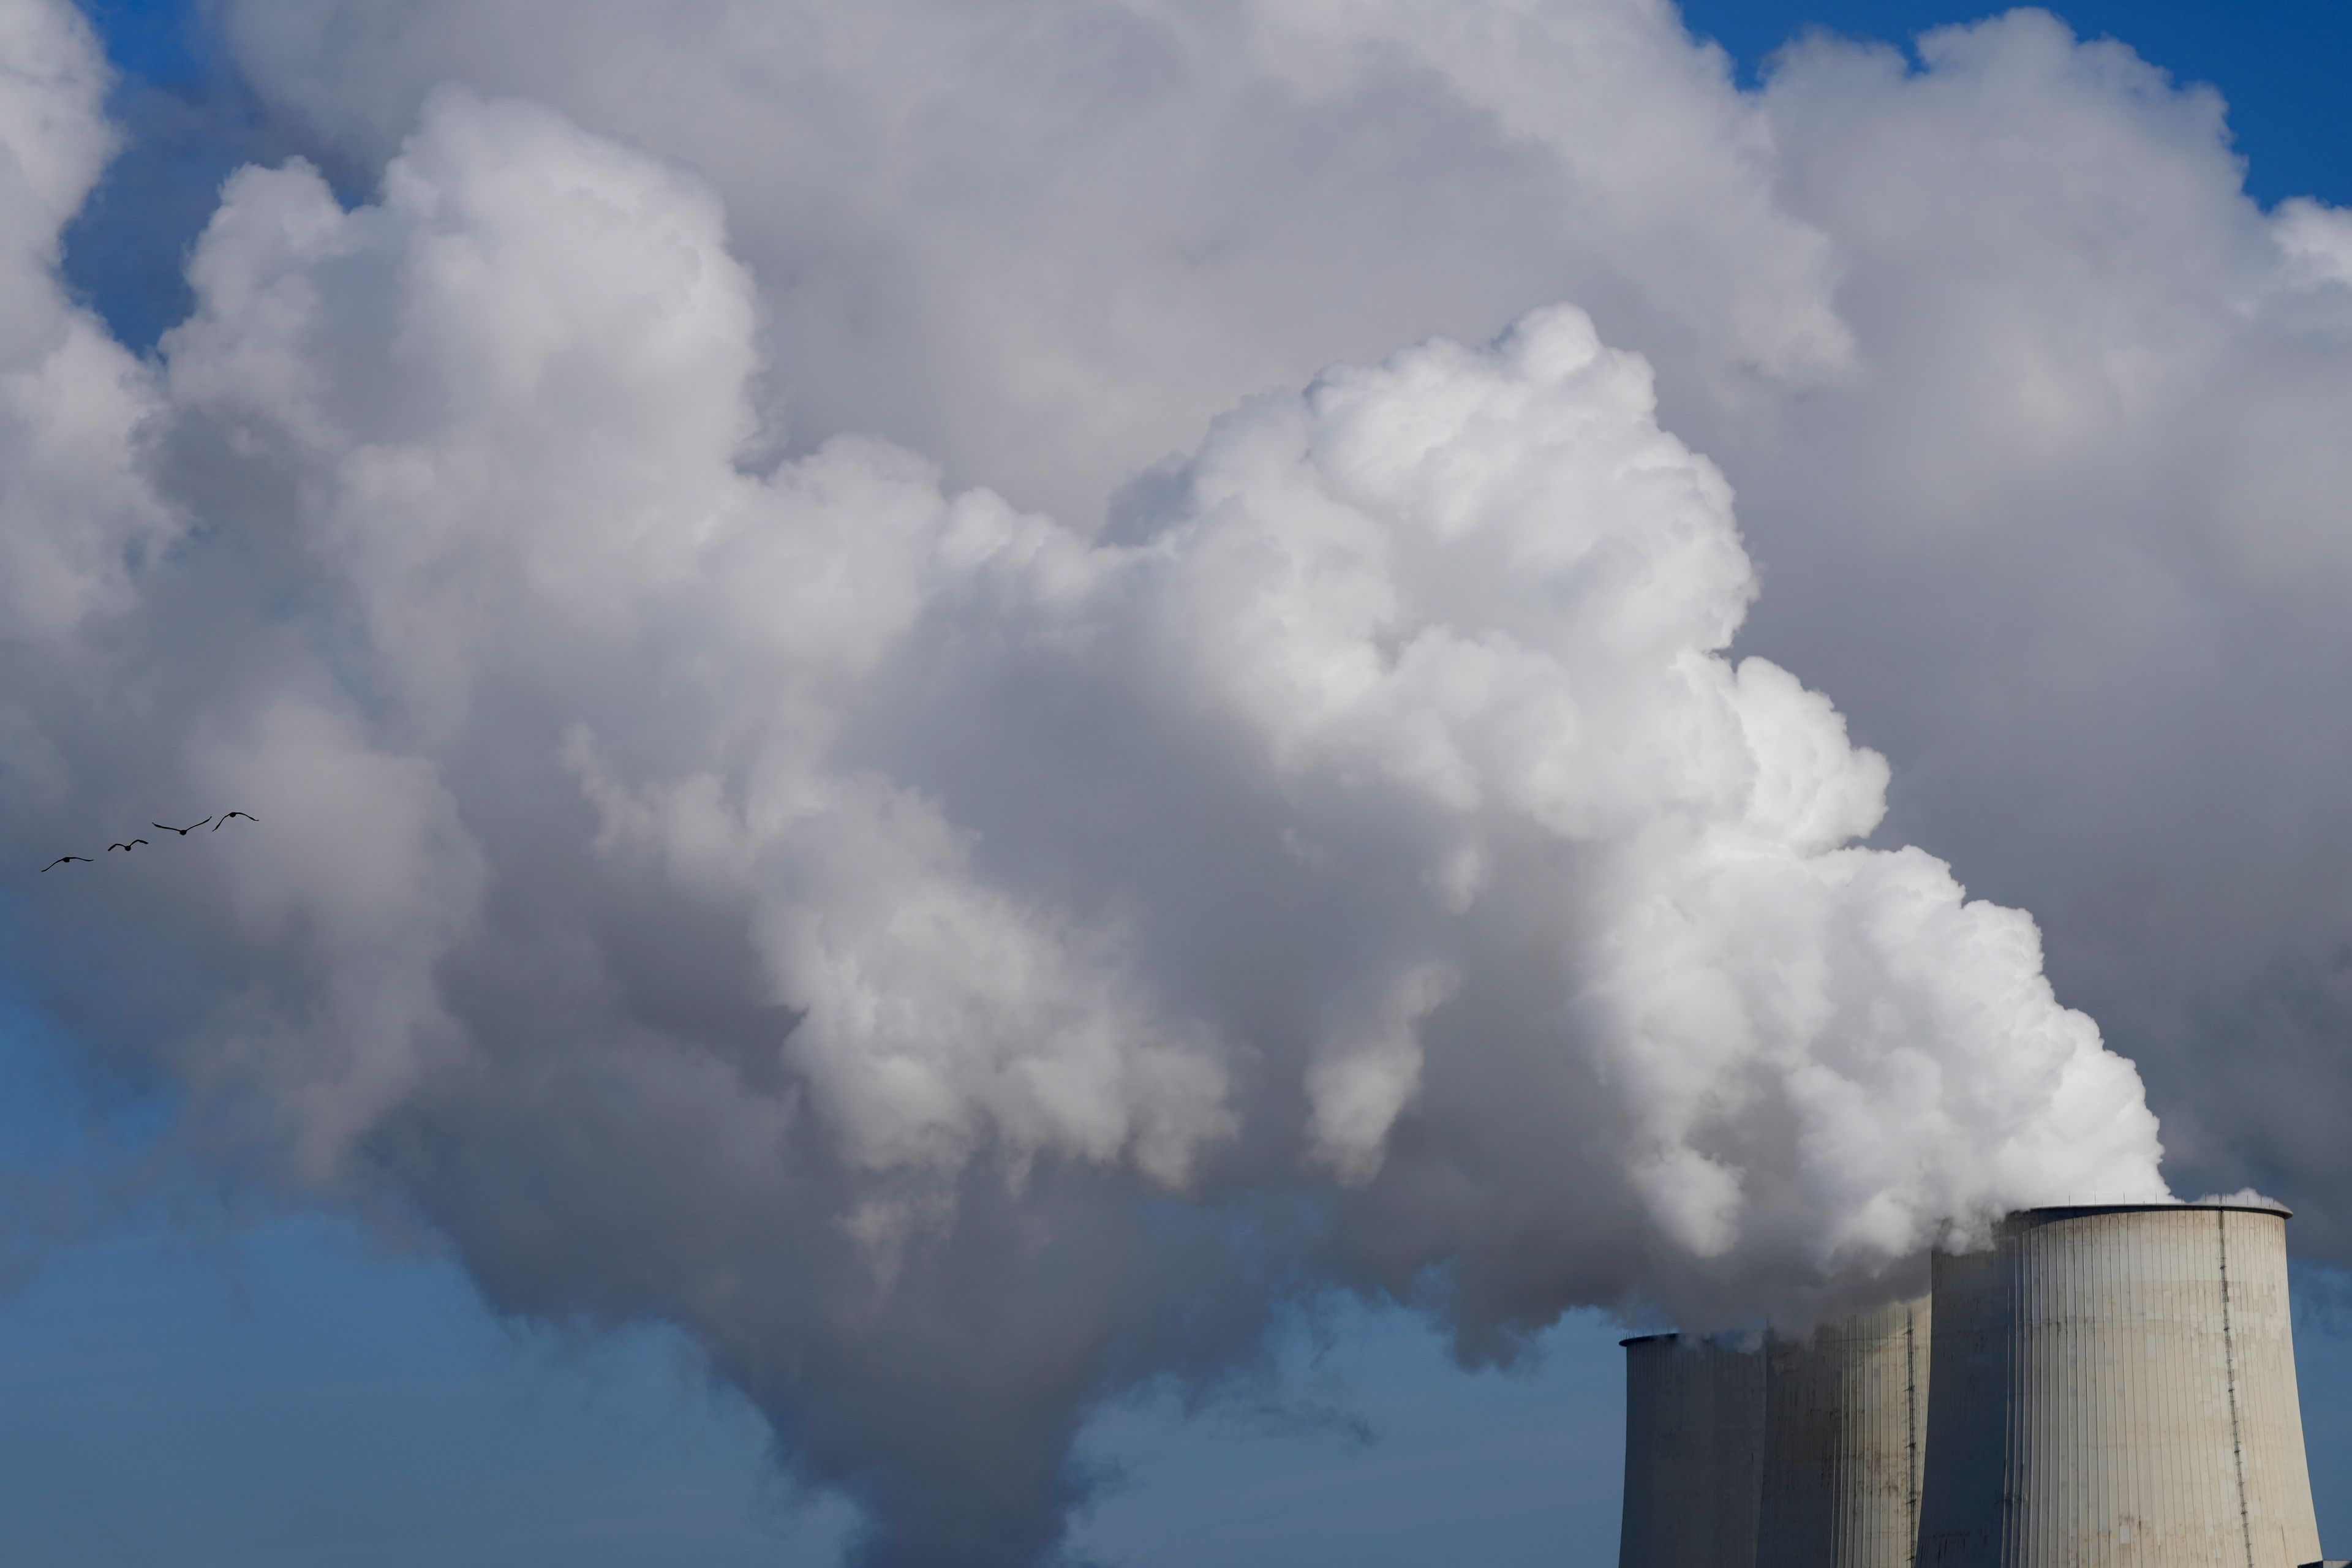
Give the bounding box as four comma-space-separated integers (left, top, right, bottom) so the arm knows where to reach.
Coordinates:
153, 818, 211, 835
41, 856, 91, 872
211, 812, 259, 829
107, 839, 148, 852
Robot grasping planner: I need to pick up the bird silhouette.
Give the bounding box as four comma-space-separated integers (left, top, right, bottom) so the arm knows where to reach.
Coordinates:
41, 856, 91, 872
107, 839, 148, 852
153, 818, 211, 835
211, 812, 258, 830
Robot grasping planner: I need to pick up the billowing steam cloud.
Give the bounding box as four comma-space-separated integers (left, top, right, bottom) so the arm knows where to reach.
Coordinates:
184, 0, 2352, 1271
0, 2, 2173, 1556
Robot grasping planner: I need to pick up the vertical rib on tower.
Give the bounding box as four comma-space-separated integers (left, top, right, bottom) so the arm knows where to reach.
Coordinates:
1755, 1294, 1932, 1568
1617, 1332, 1766, 1568
1913, 1203, 2321, 1568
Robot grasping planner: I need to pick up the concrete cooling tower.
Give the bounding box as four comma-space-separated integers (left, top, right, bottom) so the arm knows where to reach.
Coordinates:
1755, 1295, 1932, 1568
1914, 1202, 2321, 1568
1618, 1333, 1767, 1568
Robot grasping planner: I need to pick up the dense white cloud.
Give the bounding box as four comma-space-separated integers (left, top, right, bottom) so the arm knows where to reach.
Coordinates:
0, 0, 164, 641
18, 0, 2352, 1561
1718, 14, 2352, 1243
213, 0, 1856, 527
197, 0, 2352, 1233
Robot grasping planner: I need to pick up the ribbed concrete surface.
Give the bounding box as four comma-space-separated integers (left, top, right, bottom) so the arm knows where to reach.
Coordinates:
1755, 1294, 1931, 1568
1617, 1333, 1767, 1568
1915, 1204, 2320, 1568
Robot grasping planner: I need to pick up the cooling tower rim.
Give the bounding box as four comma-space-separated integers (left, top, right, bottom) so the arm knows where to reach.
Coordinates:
2012, 1199, 2291, 1223
1618, 1332, 1679, 1347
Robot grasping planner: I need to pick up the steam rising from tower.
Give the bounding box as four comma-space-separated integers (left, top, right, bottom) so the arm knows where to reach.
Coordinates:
0, 4, 2189, 1559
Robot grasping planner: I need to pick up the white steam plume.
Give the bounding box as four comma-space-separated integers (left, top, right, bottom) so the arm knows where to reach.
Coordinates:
195, 1, 2352, 1255
1, 12, 2167, 1566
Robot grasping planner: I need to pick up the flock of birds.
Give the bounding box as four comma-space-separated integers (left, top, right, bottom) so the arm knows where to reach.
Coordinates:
43, 812, 258, 872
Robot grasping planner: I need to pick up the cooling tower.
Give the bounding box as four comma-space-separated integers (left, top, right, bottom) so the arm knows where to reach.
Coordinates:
1754, 1294, 1932, 1568
1914, 1202, 2321, 1568
1617, 1332, 1767, 1568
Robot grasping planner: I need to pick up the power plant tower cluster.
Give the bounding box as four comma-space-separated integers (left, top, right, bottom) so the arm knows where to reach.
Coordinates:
1617, 1203, 2334, 1568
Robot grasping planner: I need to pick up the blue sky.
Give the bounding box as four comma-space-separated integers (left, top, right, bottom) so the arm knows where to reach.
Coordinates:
11, 2, 2352, 1564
